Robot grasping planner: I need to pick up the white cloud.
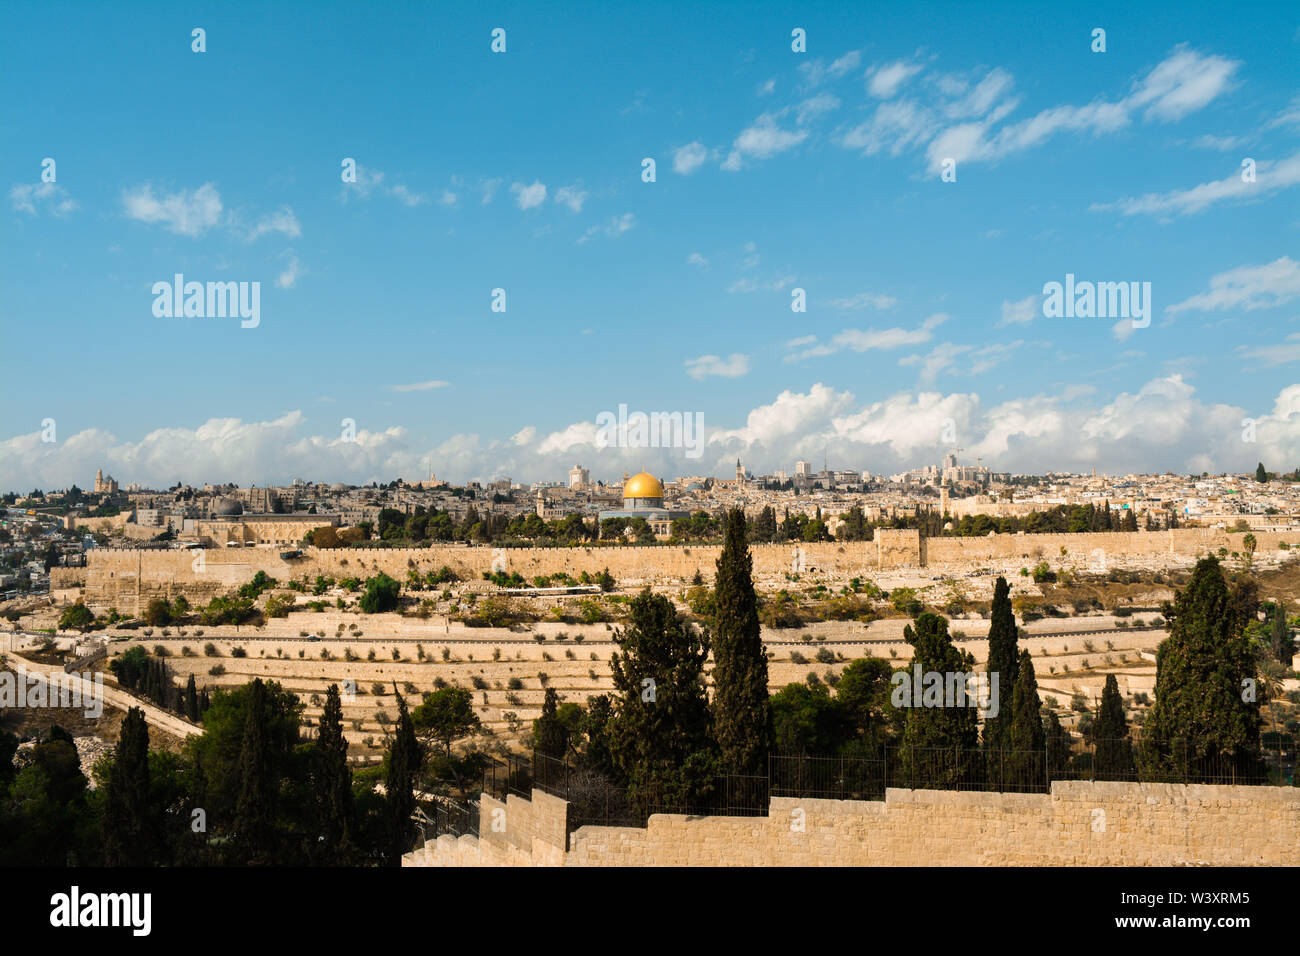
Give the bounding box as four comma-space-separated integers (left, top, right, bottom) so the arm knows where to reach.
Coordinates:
8, 377, 1300, 489
942, 68, 1015, 119
1190, 134, 1243, 151
900, 342, 970, 383
1265, 95, 1300, 130
1127, 45, 1240, 122
868, 60, 923, 99
536, 422, 599, 455
673, 141, 711, 175
910, 47, 1239, 175
1237, 333, 1300, 368
685, 353, 750, 380
554, 185, 588, 212
897, 340, 1019, 384
710, 383, 854, 446
841, 98, 936, 156
388, 184, 428, 207
827, 292, 897, 311
687, 252, 709, 267
389, 380, 451, 392
1093, 151, 1300, 218
728, 274, 796, 294
10, 182, 78, 216
341, 165, 430, 207
798, 50, 863, 88
722, 113, 808, 170
790, 313, 947, 360
1167, 257, 1300, 314
247, 206, 302, 241
579, 213, 636, 243
122, 182, 223, 236
511, 180, 548, 210
757, 78, 776, 96
796, 93, 840, 125
341, 165, 385, 200
968, 340, 1022, 375
438, 190, 458, 206
998, 294, 1039, 326
276, 253, 302, 289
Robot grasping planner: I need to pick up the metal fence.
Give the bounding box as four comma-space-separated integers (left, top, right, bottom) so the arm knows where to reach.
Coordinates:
421, 796, 480, 840
467, 735, 1297, 835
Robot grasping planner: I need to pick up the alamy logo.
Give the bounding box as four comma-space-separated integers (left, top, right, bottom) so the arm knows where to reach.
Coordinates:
595, 403, 704, 459
152, 273, 260, 328
49, 886, 151, 936
890, 665, 999, 717
1042, 273, 1150, 328
0, 665, 103, 718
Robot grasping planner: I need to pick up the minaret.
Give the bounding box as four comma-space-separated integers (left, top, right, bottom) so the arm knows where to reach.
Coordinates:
736, 458, 744, 482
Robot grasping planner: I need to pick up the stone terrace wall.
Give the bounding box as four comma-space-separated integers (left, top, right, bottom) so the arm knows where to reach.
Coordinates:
403, 782, 1300, 867
72, 542, 873, 613
71, 526, 1298, 613
924, 527, 1295, 567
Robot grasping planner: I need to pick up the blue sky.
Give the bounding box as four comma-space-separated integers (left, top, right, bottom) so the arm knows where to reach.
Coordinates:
2, 0, 1298, 490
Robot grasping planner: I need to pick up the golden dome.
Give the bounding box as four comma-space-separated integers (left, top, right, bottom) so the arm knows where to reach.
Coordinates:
623, 472, 664, 499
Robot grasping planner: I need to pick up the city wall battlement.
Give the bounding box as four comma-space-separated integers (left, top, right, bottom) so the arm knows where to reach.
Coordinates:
403, 781, 1300, 867
53, 527, 1296, 614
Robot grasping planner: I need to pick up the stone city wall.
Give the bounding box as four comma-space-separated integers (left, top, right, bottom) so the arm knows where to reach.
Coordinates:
64, 511, 136, 533
403, 781, 1300, 867
64, 526, 1298, 613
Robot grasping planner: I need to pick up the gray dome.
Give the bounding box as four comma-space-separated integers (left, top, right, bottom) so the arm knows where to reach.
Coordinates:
213, 497, 243, 516
330, 482, 348, 492
684, 482, 704, 492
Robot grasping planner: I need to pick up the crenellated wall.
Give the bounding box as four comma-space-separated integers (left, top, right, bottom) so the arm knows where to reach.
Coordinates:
64, 526, 1297, 613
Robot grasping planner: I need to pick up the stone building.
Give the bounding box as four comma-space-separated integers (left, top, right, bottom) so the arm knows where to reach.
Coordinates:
93, 468, 119, 495
599, 471, 689, 536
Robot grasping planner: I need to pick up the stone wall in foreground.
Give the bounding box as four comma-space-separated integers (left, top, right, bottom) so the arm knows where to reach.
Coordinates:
403, 782, 1300, 867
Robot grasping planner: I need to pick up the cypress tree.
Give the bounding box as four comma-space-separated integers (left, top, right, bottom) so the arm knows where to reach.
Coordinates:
535, 687, 568, 761
710, 508, 771, 775
1007, 651, 1046, 790
1143, 557, 1262, 779
383, 692, 421, 866
1272, 603, 1292, 665
234, 678, 275, 864
1255, 462, 1268, 483
582, 693, 615, 775
1043, 711, 1071, 775
608, 589, 713, 807
184, 673, 199, 722
314, 683, 355, 864
1094, 674, 1134, 780
982, 576, 1019, 753
101, 706, 159, 865
897, 612, 979, 789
